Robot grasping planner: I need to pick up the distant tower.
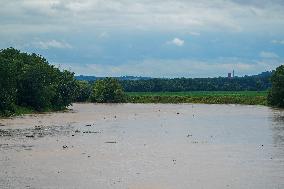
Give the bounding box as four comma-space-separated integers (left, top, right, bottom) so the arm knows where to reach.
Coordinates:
233, 70, 235, 77
228, 73, 232, 78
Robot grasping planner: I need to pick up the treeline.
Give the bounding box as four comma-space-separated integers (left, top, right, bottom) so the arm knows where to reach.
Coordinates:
76, 75, 151, 81
0, 48, 78, 116
0, 47, 128, 117
1, 47, 283, 116
119, 74, 272, 92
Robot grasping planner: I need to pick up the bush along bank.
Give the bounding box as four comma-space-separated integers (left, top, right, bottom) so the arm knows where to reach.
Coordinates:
0, 48, 78, 117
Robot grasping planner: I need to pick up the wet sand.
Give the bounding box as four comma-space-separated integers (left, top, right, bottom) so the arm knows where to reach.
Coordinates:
0, 103, 284, 189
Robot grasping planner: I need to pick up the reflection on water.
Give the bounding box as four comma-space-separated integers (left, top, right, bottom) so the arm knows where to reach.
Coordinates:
0, 103, 283, 189
273, 114, 284, 123
270, 109, 284, 146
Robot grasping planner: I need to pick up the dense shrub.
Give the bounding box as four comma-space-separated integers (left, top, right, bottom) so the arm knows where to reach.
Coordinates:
0, 56, 17, 116
268, 65, 284, 107
91, 78, 126, 103
0, 47, 77, 115
75, 81, 92, 102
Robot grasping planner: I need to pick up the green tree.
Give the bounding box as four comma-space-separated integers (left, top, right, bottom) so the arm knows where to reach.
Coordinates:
0, 47, 78, 115
51, 70, 78, 110
91, 78, 126, 103
75, 81, 92, 102
268, 65, 284, 107
17, 59, 56, 110
0, 56, 17, 116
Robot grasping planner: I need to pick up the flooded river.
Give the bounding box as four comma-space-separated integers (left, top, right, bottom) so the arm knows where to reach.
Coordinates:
0, 103, 284, 189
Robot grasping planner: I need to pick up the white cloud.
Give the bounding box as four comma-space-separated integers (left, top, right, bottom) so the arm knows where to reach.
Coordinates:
1, 0, 284, 35
259, 51, 279, 59
1, 0, 284, 79
34, 40, 72, 50
189, 32, 201, 36
168, 38, 185, 46
98, 32, 109, 38
271, 40, 284, 45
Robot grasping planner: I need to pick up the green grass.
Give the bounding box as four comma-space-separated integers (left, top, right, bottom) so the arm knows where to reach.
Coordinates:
0, 105, 68, 118
0, 106, 35, 118
127, 91, 268, 97
126, 91, 268, 105
14, 106, 35, 115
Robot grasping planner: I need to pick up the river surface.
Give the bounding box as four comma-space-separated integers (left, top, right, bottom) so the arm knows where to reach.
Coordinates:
0, 103, 284, 189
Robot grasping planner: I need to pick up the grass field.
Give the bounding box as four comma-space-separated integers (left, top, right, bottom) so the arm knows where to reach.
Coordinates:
127, 91, 268, 97
126, 91, 268, 105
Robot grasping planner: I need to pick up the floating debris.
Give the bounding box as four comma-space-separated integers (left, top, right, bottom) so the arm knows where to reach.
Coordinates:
105, 141, 117, 144
25, 135, 35, 138
83, 131, 100, 134
62, 145, 68, 149
0, 125, 74, 139
34, 125, 43, 130
0, 130, 12, 137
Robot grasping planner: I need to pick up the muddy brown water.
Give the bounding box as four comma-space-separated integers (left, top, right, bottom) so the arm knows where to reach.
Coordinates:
0, 103, 284, 189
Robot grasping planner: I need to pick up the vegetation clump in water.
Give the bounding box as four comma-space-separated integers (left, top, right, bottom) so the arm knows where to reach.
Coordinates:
90, 77, 126, 103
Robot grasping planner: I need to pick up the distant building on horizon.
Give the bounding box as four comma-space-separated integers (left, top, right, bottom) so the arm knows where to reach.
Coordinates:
228, 70, 235, 78
228, 72, 232, 78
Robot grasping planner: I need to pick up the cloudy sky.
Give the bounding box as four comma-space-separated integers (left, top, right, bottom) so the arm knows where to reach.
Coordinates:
1, 0, 284, 78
